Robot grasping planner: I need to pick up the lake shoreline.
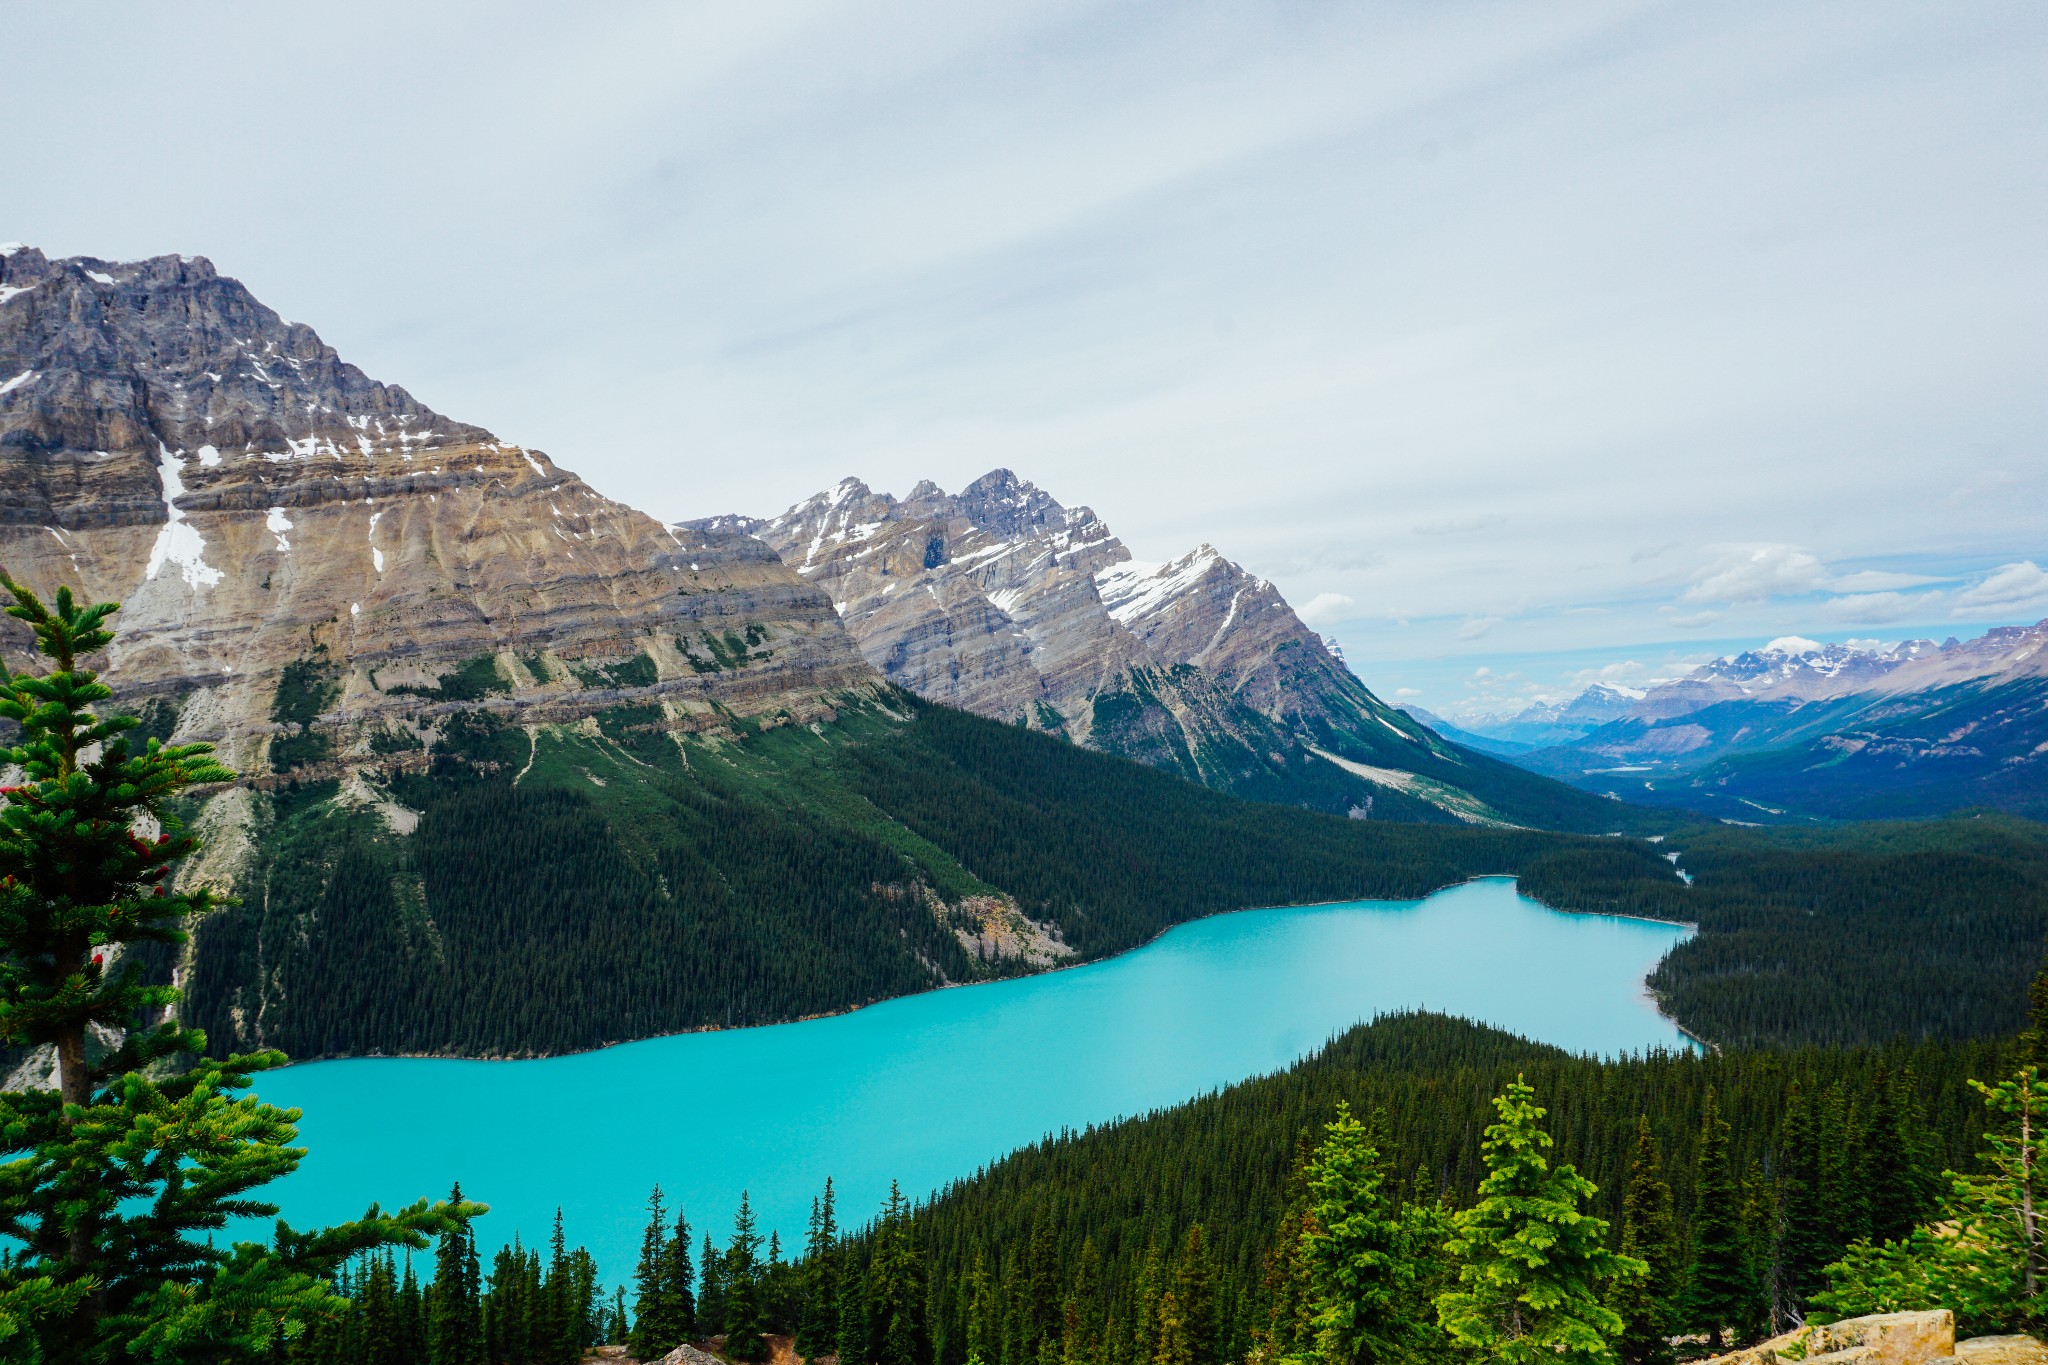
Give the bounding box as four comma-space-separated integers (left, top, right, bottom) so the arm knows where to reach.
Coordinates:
270, 874, 1699, 1068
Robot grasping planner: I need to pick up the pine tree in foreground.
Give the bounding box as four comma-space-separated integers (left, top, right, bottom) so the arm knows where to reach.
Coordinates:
1434, 1076, 1644, 1365
1296, 1103, 1435, 1365
799, 1180, 841, 1359
1610, 1116, 1678, 1365
1684, 1086, 1756, 1345
1819, 1063, 2048, 1336
723, 1191, 769, 1361
1771, 1083, 1830, 1328
0, 576, 477, 1361
866, 1183, 928, 1365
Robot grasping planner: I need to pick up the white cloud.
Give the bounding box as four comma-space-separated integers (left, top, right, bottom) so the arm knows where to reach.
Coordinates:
7, 2, 2045, 688
1951, 561, 2048, 616
1394, 687, 1422, 698
1665, 609, 1725, 629
1683, 544, 1829, 604
1820, 589, 1946, 624
1568, 659, 1649, 686
1825, 569, 1948, 592
1456, 615, 1506, 640
1296, 591, 1355, 625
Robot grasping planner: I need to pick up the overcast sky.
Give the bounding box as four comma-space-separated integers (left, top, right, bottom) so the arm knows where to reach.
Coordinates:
12, 1, 2045, 716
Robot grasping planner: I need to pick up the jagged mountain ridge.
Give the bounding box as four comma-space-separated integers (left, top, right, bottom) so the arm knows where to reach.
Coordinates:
1460, 621, 2048, 820
0, 244, 874, 778
699, 472, 1649, 831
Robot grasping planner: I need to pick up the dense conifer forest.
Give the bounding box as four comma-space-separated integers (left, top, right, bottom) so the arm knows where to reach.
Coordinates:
10, 581, 2046, 1363
186, 682, 2048, 1060
291, 1012, 2025, 1364
887, 1012, 2008, 1365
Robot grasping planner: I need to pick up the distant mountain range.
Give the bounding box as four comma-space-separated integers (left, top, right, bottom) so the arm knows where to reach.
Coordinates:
692, 474, 1643, 831
1428, 627, 2048, 821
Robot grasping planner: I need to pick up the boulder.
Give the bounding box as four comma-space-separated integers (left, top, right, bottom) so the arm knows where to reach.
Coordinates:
1699, 1310, 1954, 1365
1957, 1338, 2048, 1365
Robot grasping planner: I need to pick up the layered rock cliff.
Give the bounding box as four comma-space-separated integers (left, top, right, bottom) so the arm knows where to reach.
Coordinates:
0, 245, 875, 777
697, 472, 1636, 829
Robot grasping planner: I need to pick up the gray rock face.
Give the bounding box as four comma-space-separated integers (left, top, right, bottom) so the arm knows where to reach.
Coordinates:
692, 470, 1470, 813
0, 245, 876, 775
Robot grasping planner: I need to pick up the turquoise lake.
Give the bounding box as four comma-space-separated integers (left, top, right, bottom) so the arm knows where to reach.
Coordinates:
250, 878, 1690, 1283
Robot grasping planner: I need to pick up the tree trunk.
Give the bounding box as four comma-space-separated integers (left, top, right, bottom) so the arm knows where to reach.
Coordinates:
56, 1024, 88, 1110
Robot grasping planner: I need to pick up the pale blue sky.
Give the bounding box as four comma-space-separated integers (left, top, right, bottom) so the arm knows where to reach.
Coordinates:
10, 2, 2045, 715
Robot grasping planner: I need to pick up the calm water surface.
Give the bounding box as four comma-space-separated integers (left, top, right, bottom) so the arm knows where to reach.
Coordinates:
252, 878, 1689, 1280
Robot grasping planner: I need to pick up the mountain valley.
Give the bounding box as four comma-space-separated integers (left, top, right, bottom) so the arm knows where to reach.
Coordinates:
1441, 625, 2048, 821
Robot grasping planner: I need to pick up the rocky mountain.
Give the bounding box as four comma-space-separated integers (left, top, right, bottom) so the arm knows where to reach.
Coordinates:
1460, 682, 1651, 747
697, 472, 1644, 830
0, 243, 873, 775
1489, 622, 2048, 820
0, 245, 1671, 1063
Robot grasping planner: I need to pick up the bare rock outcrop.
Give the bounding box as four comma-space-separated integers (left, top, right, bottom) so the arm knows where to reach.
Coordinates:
1700, 1310, 1954, 1365
0, 245, 877, 778
1956, 1338, 2048, 1365
694, 471, 1477, 815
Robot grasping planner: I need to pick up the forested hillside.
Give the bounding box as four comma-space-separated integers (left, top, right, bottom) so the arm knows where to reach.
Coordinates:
873, 1012, 2012, 1365
1521, 812, 2048, 1047
185, 661, 2048, 1058
184, 688, 1680, 1058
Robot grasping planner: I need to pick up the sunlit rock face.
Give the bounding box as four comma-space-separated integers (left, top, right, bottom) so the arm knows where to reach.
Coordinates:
704, 469, 1448, 800
0, 245, 876, 774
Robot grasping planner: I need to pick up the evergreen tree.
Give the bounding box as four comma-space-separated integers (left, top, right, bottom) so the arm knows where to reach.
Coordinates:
724, 1192, 768, 1361
1610, 1117, 1678, 1365
1862, 1069, 1936, 1245
1257, 1137, 1320, 1364
837, 1249, 872, 1365
963, 1251, 995, 1365
868, 1183, 929, 1365
1819, 1064, 2048, 1336
1064, 1236, 1102, 1365
666, 1209, 698, 1340
1150, 1291, 1190, 1365
700, 1231, 728, 1344
1295, 1103, 1432, 1365
360, 1254, 402, 1365
1131, 1245, 1163, 1365
632, 1186, 680, 1360
1435, 1076, 1643, 1364
1684, 1087, 1755, 1344
429, 1184, 486, 1365
610, 1286, 630, 1345
1023, 1218, 1059, 1361
402, 1253, 430, 1362
1772, 1083, 1830, 1327
0, 576, 473, 1360
1170, 1226, 1219, 1365
800, 1182, 842, 1359
1816, 1085, 1869, 1252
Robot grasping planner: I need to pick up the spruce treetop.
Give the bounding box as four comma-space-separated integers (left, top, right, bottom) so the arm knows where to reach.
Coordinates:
1436, 1076, 1644, 1365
